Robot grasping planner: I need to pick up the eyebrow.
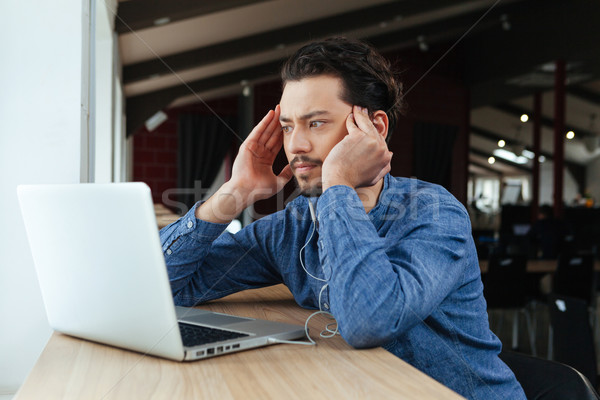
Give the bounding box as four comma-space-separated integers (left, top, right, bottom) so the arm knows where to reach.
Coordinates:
279, 110, 330, 123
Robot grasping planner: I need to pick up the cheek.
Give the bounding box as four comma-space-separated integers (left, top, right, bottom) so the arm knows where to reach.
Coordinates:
282, 142, 293, 162
322, 128, 348, 156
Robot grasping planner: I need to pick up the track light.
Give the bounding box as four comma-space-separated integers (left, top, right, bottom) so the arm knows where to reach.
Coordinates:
145, 110, 168, 132
417, 36, 429, 52
500, 14, 511, 31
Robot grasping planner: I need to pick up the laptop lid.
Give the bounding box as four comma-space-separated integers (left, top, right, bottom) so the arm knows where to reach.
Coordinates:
18, 182, 305, 361
18, 183, 186, 360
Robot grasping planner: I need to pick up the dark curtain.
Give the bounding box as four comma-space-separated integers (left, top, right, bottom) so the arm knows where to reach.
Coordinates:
412, 122, 458, 189
177, 114, 236, 210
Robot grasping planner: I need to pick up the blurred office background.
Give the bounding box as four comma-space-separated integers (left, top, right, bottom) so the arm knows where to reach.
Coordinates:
2, 0, 600, 397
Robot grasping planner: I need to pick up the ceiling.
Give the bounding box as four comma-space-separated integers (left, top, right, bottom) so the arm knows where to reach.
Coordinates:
115, 0, 600, 177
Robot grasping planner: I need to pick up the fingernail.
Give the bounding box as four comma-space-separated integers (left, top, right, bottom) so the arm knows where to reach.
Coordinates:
361, 107, 368, 114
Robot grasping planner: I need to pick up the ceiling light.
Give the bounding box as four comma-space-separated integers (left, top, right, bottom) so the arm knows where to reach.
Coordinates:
153, 17, 171, 26
498, 140, 506, 148
493, 149, 529, 164
144, 110, 168, 132
500, 14, 511, 31
566, 131, 575, 139
520, 114, 529, 123
417, 36, 428, 52
539, 155, 546, 163
488, 157, 496, 164
521, 149, 535, 159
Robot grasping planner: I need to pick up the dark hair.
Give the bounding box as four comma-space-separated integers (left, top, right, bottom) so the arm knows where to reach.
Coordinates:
281, 37, 404, 142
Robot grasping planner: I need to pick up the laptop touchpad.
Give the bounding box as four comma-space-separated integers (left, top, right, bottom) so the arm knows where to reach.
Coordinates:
183, 313, 254, 326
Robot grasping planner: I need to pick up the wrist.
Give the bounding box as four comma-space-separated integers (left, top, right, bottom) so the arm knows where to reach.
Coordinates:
322, 175, 354, 192
195, 181, 251, 223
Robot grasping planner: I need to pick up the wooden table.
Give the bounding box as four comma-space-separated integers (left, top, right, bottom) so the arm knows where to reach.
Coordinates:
154, 203, 180, 229
14, 285, 464, 399
480, 258, 600, 274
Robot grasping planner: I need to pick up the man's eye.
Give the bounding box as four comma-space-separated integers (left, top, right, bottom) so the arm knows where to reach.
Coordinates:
281, 126, 292, 133
309, 121, 324, 128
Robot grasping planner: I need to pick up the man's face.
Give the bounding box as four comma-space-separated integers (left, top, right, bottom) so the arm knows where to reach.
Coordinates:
279, 75, 352, 197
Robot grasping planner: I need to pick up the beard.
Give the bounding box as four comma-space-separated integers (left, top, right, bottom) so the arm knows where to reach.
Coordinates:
290, 155, 323, 197
294, 175, 323, 197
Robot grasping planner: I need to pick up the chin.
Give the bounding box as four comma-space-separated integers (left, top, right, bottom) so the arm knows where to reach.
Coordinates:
294, 176, 323, 197
300, 185, 323, 198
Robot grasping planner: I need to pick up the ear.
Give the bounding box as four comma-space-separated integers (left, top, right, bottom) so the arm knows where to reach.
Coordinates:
371, 110, 389, 140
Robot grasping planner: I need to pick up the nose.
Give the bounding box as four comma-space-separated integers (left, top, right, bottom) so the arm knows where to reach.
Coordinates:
285, 126, 312, 155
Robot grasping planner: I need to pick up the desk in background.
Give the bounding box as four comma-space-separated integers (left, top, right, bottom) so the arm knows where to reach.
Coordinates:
14, 285, 464, 399
154, 203, 180, 229
479, 258, 600, 274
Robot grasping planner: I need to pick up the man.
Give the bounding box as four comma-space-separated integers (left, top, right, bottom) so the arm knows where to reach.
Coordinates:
160, 37, 525, 399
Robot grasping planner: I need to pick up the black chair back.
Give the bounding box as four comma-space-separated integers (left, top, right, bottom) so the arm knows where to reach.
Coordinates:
500, 350, 600, 400
483, 255, 528, 308
548, 293, 598, 387
553, 253, 595, 305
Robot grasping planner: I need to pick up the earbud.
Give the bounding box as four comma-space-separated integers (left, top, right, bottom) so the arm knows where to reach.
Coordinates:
308, 199, 316, 223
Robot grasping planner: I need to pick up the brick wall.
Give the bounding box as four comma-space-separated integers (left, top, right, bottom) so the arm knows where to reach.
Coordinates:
132, 97, 238, 205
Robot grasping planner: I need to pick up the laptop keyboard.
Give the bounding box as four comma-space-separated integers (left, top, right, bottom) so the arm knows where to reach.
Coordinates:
178, 322, 249, 347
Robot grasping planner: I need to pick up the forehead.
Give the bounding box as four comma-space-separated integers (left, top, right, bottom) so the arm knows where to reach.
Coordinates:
279, 75, 350, 117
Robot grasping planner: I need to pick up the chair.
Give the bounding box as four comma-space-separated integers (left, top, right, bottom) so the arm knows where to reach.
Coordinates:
500, 350, 600, 400
547, 293, 598, 388
552, 252, 598, 342
483, 254, 536, 355
553, 252, 596, 305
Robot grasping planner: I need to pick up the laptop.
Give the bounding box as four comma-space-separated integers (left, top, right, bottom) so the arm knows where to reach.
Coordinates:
17, 182, 305, 361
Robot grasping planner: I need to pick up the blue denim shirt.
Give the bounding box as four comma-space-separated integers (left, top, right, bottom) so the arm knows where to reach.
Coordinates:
160, 174, 525, 400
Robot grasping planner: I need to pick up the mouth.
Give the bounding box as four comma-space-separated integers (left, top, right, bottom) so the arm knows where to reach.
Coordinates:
293, 163, 317, 174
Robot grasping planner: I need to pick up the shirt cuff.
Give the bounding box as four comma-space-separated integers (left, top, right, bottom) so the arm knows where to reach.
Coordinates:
316, 185, 369, 222
176, 201, 230, 242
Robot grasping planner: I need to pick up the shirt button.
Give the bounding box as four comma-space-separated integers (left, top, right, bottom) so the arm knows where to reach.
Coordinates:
187, 221, 193, 229
323, 303, 329, 310
166, 249, 172, 255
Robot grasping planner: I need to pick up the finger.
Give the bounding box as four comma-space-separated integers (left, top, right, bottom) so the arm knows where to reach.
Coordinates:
246, 109, 275, 143
265, 126, 283, 153
345, 112, 361, 136
258, 105, 282, 145
353, 105, 378, 137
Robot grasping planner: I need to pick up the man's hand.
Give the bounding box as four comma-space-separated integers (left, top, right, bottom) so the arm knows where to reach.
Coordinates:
322, 105, 392, 191
196, 105, 293, 223
229, 104, 293, 200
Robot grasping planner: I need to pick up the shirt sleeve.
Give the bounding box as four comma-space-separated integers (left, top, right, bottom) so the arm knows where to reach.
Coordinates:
159, 202, 283, 306
315, 185, 471, 348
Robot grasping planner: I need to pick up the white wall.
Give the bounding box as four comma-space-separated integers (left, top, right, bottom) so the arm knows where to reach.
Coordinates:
93, 0, 116, 183
538, 161, 579, 206
586, 156, 600, 202
0, 0, 88, 395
